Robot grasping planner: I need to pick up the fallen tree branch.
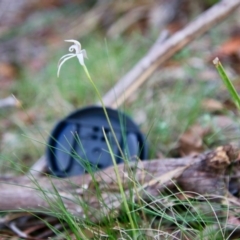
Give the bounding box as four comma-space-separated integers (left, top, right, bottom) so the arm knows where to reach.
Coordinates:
1, 145, 239, 223
102, 0, 240, 108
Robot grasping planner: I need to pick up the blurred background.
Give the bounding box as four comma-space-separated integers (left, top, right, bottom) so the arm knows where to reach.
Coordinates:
1, 0, 240, 174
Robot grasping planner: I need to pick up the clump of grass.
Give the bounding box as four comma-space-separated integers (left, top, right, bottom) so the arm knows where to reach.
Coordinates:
57, 39, 139, 237
3, 34, 240, 238
39, 52, 240, 239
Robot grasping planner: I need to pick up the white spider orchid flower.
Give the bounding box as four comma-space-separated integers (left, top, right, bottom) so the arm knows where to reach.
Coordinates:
57, 40, 88, 77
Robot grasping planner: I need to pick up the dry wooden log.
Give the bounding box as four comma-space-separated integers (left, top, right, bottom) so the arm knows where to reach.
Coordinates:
27, 155, 48, 177
0, 145, 239, 223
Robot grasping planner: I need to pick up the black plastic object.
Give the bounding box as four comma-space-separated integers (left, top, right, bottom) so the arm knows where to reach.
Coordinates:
46, 106, 148, 177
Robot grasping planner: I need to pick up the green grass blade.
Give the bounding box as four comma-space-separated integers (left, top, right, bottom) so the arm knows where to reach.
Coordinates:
213, 57, 240, 109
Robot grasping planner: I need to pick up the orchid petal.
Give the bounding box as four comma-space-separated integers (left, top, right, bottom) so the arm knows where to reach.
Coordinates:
69, 44, 80, 54
65, 40, 81, 53
58, 55, 75, 68
58, 53, 75, 66
65, 40, 81, 49
57, 55, 76, 77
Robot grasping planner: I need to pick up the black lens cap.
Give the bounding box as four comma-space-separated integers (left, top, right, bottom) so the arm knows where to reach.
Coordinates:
46, 106, 148, 177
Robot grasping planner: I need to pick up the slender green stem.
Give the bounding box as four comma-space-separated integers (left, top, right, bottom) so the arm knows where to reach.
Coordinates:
103, 129, 137, 236
82, 65, 125, 159
83, 64, 137, 236
213, 57, 240, 109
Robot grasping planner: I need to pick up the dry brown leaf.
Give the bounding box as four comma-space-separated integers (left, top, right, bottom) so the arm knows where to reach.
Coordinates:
16, 111, 37, 125
202, 98, 224, 112
222, 99, 238, 112
213, 35, 240, 74
0, 62, 17, 79
217, 36, 240, 56
179, 123, 211, 156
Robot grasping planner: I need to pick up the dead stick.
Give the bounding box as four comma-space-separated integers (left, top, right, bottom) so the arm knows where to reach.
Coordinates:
102, 0, 240, 108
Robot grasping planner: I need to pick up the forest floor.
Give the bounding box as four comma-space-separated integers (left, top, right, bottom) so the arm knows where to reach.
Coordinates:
1, 0, 240, 239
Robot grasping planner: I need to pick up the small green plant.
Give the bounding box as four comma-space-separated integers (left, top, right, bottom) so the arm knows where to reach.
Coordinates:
213, 57, 240, 109
58, 39, 138, 237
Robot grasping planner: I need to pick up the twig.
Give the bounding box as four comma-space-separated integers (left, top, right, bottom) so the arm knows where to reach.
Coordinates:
102, 0, 240, 108
65, 2, 110, 39
106, 6, 148, 38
